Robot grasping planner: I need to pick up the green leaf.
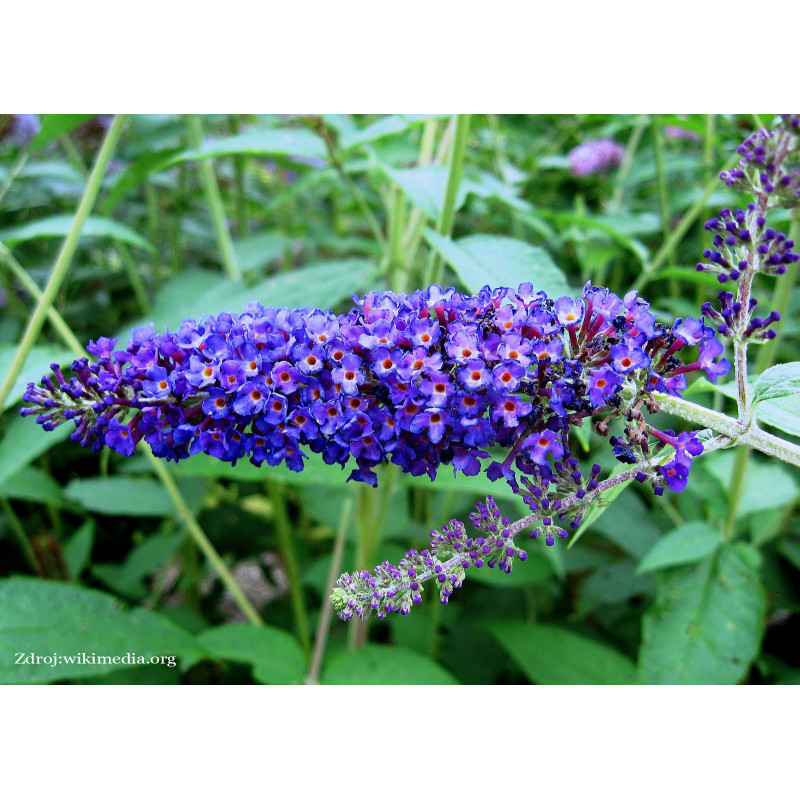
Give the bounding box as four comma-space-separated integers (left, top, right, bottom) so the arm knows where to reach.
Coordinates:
0, 215, 154, 253
323, 644, 459, 685
233, 230, 293, 275
483, 622, 636, 684
704, 450, 798, 515
468, 547, 554, 588
197, 624, 307, 684
0, 466, 65, 507
28, 114, 95, 154
638, 543, 766, 684
0, 344, 75, 412
0, 577, 206, 684
102, 148, 182, 213
0, 415, 70, 487
64, 476, 175, 517
63, 520, 95, 579
637, 522, 721, 574
753, 362, 800, 404
577, 560, 654, 614
424, 231, 570, 298
166, 129, 326, 166
130, 259, 377, 334
340, 114, 445, 152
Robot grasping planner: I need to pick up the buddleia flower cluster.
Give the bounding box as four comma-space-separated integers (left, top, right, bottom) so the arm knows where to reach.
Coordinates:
567, 138, 625, 177
699, 115, 799, 348
23, 281, 728, 497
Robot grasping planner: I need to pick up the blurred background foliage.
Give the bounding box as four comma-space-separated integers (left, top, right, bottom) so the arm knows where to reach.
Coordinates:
1, 113, 798, 685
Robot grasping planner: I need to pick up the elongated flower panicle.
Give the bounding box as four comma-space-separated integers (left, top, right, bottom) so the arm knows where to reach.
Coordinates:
23, 282, 727, 496
567, 138, 625, 177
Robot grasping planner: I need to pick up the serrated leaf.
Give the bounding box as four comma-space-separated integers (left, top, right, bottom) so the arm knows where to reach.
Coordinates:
483, 622, 636, 684
637, 522, 721, 574
424, 231, 570, 298
638, 543, 766, 684
753, 362, 800, 404
323, 644, 459, 685
197, 624, 307, 684
0, 577, 205, 684
0, 215, 154, 253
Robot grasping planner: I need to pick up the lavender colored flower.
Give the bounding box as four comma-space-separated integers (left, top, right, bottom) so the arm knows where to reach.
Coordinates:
0, 114, 41, 146
22, 280, 727, 492
567, 139, 625, 177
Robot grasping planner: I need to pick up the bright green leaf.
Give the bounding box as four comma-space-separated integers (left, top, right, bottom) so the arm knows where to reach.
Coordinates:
424, 231, 570, 298
0, 215, 154, 253
483, 622, 636, 684
0, 466, 65, 506
753, 362, 800, 404
637, 522, 721, 574
0, 577, 205, 684
29, 114, 95, 154
0, 415, 70, 487
638, 543, 766, 684
63, 520, 95, 579
323, 645, 459, 685
64, 476, 175, 517
197, 624, 307, 684
0, 344, 75, 412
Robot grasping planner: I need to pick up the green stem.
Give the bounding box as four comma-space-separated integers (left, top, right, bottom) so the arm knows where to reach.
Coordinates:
0, 497, 38, 572
703, 114, 715, 184
0, 115, 126, 412
650, 116, 675, 289
116, 242, 150, 316
724, 446, 749, 541
654, 392, 800, 469
425, 114, 471, 286
184, 115, 241, 281
148, 454, 263, 626
609, 115, 646, 213
267, 480, 311, 654
0, 146, 30, 207
306, 497, 353, 684
632, 151, 740, 292
387, 184, 408, 292
0, 243, 85, 357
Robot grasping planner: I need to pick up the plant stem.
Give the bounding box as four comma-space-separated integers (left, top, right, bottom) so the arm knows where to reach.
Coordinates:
116, 242, 150, 316
654, 392, 800, 469
184, 115, 241, 281
632, 151, 740, 291
650, 115, 676, 294
0, 146, 30, 207
306, 497, 353, 684
609, 115, 646, 213
0, 115, 126, 412
387, 184, 408, 293
267, 480, 311, 654
0, 497, 38, 573
703, 114, 715, 183
148, 454, 263, 626
425, 114, 471, 286
0, 243, 85, 356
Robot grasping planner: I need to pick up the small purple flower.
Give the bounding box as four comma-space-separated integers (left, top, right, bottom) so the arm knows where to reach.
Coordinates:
185, 356, 218, 388
697, 339, 730, 383
492, 361, 526, 393
554, 296, 584, 326
410, 408, 451, 444
420, 372, 454, 407
673, 318, 707, 346
220, 360, 246, 392
202, 388, 230, 419
271, 361, 302, 394
587, 366, 622, 407
457, 360, 491, 390
524, 430, 565, 465
143, 366, 173, 399
610, 342, 651, 374
490, 395, 532, 428
660, 459, 690, 493
332, 354, 365, 395
104, 418, 135, 456
233, 382, 269, 416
